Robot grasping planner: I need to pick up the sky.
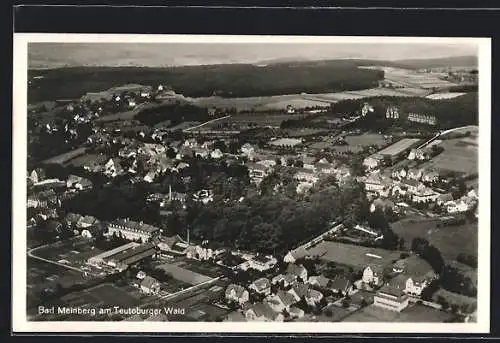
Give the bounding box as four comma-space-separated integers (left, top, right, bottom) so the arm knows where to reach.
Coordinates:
28, 42, 478, 69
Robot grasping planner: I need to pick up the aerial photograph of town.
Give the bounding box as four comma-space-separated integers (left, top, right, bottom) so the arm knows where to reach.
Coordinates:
22, 38, 481, 326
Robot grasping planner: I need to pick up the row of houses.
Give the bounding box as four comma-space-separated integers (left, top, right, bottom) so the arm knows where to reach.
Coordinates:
225, 263, 353, 321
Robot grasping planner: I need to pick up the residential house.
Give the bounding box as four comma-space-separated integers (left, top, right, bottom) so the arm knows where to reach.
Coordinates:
373, 285, 410, 312
437, 193, 454, 206
225, 284, 250, 305
363, 155, 383, 170
64, 213, 83, 229
315, 162, 337, 175
422, 170, 440, 183
392, 168, 407, 180
407, 168, 424, 181
244, 302, 284, 322
157, 234, 189, 255
364, 175, 389, 193
294, 169, 319, 184
400, 179, 422, 194
76, 215, 98, 229
249, 278, 272, 296
104, 158, 124, 178
307, 275, 332, 289
362, 265, 385, 287
81, 225, 103, 239
288, 307, 305, 319
283, 247, 309, 264
186, 245, 214, 261
412, 187, 440, 203
370, 198, 396, 213
407, 149, 428, 161
271, 274, 285, 286
224, 311, 247, 322
265, 290, 297, 313
247, 255, 278, 272
143, 170, 157, 183
256, 159, 277, 169
247, 162, 270, 184
240, 143, 255, 158
329, 276, 353, 296
210, 149, 224, 159
283, 273, 299, 288
286, 264, 308, 282
445, 200, 470, 213
305, 289, 324, 307
140, 276, 161, 295
391, 256, 438, 297
288, 282, 309, 302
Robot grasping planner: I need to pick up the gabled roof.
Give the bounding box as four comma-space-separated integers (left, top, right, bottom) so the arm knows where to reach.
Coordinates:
329, 276, 352, 292
377, 285, 407, 300
226, 284, 247, 298
249, 302, 279, 320
308, 275, 331, 288
224, 311, 247, 322
140, 276, 159, 289
290, 283, 309, 298
286, 264, 307, 277
366, 264, 385, 275
252, 277, 271, 291
276, 290, 297, 307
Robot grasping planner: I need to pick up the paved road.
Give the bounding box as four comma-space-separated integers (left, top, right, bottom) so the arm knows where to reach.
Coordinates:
183, 115, 231, 132
417, 125, 478, 149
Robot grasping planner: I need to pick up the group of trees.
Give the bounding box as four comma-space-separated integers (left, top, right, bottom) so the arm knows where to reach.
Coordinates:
411, 237, 445, 273
411, 237, 477, 298
440, 265, 477, 297
163, 179, 370, 255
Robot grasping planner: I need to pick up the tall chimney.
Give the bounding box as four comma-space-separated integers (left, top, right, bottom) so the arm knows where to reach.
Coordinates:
187, 227, 190, 244
169, 184, 172, 201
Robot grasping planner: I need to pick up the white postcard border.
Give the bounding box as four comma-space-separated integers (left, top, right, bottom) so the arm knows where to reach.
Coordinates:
12, 33, 491, 334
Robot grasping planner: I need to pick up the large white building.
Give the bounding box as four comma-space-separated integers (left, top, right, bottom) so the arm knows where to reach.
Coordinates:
108, 219, 160, 243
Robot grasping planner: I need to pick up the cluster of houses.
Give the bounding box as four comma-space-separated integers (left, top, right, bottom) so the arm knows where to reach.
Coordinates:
363, 255, 438, 312
360, 167, 477, 214
224, 263, 353, 322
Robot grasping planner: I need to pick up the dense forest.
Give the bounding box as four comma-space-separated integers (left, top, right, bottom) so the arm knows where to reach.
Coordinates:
28, 61, 384, 102
281, 93, 478, 131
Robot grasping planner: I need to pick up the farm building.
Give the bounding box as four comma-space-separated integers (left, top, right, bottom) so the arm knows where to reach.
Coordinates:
365, 138, 422, 166
87, 242, 139, 266
87, 242, 157, 270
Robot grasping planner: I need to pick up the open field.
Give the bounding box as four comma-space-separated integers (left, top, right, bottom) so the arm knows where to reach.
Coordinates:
370, 66, 457, 89
342, 303, 454, 322
308, 133, 390, 153
68, 283, 141, 307
344, 133, 389, 148
305, 241, 401, 270
421, 136, 477, 174
156, 262, 214, 285
173, 258, 226, 279
41, 147, 87, 165
203, 113, 308, 129
426, 92, 466, 100
391, 216, 477, 261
